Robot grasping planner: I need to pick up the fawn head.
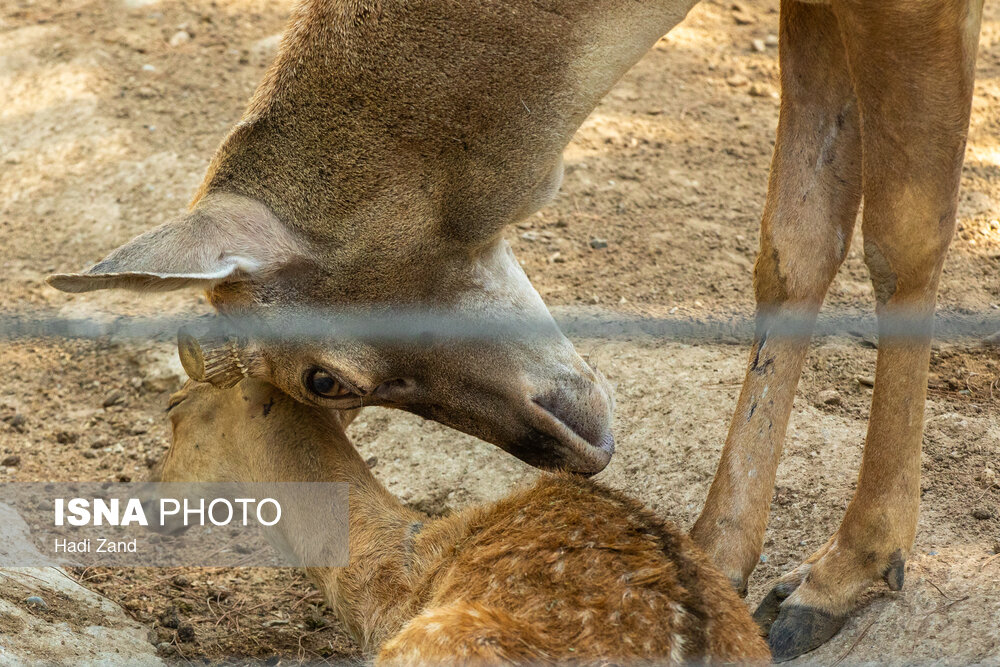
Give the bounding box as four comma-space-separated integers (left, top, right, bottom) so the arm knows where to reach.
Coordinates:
150, 379, 355, 485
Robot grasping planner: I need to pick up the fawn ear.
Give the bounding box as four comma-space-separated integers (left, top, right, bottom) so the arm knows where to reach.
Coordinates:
47, 195, 308, 293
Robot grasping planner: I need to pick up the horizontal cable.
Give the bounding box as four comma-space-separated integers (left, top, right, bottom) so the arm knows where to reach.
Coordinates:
0, 307, 998, 344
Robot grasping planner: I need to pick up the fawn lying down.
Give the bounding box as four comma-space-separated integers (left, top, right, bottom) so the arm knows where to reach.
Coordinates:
152, 379, 769, 665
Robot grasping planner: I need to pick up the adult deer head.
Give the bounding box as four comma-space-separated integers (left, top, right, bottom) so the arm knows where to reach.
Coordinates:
49, 0, 695, 472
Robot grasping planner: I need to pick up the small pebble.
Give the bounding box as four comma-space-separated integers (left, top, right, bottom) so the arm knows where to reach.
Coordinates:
171, 574, 191, 588
726, 74, 749, 88
589, 237, 608, 249
24, 596, 47, 609
9, 414, 26, 432
2, 455, 20, 467
751, 38, 765, 53
103, 391, 124, 408
141, 64, 156, 72
55, 431, 78, 444
765, 34, 779, 47
817, 389, 842, 406
156, 642, 176, 656
856, 376, 875, 388
972, 508, 994, 520
158, 607, 180, 629
168, 30, 190, 47
365, 456, 378, 468
91, 438, 111, 449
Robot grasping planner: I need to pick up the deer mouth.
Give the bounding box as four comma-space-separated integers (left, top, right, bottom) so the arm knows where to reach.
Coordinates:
525, 399, 615, 474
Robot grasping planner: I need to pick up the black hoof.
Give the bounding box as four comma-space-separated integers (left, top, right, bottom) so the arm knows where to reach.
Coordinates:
752, 579, 800, 635
882, 550, 905, 591
767, 604, 846, 662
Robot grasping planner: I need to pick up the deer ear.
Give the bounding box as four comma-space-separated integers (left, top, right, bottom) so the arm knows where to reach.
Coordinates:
47, 195, 308, 294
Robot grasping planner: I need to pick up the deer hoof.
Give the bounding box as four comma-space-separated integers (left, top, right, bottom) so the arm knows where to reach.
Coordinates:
751, 578, 801, 635
766, 604, 846, 662
882, 549, 906, 591
729, 575, 748, 599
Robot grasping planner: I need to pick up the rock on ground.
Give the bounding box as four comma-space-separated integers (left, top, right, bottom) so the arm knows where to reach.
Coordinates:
0, 505, 162, 666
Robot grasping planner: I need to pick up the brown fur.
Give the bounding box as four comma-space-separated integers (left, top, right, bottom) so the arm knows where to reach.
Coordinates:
46, 0, 705, 474
155, 379, 769, 665
49, 0, 985, 657
691, 0, 983, 659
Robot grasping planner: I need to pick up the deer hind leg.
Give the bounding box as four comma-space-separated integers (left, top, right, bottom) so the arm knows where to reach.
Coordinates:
691, 0, 862, 592
755, 0, 983, 661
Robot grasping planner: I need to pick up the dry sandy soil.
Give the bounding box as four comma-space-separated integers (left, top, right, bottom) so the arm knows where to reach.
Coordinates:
2, 0, 999, 663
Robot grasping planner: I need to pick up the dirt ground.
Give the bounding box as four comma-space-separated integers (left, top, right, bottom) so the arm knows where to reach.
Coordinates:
2, 0, 999, 663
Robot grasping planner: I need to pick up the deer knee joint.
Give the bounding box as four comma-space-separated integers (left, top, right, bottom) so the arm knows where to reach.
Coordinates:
863, 239, 897, 306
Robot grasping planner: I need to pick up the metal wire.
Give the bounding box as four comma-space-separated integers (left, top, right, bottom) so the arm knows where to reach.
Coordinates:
0, 307, 998, 344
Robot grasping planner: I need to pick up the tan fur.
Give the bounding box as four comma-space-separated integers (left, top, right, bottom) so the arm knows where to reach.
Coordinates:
49, 0, 985, 656
691, 0, 983, 658
45, 0, 710, 474
154, 379, 769, 665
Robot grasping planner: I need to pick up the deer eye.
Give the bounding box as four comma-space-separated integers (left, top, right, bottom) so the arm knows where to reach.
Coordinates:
305, 368, 352, 398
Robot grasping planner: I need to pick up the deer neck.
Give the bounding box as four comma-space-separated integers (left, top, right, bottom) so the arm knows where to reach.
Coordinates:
251, 419, 427, 652
196, 0, 698, 245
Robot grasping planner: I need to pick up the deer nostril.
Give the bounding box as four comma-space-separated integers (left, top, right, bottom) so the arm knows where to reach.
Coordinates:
532, 389, 611, 451
596, 430, 615, 456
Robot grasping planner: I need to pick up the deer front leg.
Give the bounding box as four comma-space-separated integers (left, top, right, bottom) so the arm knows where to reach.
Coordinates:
691, 0, 862, 593
754, 0, 983, 661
